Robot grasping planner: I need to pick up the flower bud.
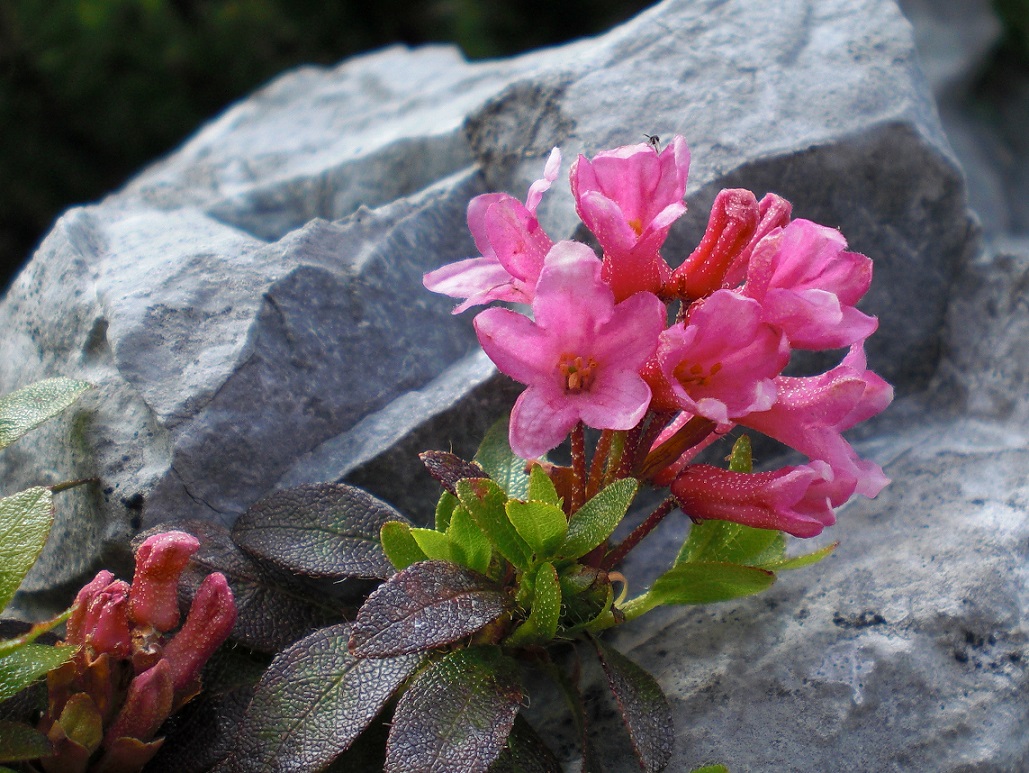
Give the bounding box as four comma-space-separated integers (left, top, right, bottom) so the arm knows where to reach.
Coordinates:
81, 580, 132, 659
667, 188, 759, 301
104, 659, 174, 746
161, 572, 237, 696
129, 531, 200, 632
65, 570, 115, 646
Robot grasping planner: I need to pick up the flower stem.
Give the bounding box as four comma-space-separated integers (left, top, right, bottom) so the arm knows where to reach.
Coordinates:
631, 411, 675, 477
586, 429, 614, 499
602, 496, 678, 570
570, 422, 587, 513
603, 430, 627, 488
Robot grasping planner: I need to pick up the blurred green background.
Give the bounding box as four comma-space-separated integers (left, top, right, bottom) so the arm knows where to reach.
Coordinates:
1, 0, 1027, 291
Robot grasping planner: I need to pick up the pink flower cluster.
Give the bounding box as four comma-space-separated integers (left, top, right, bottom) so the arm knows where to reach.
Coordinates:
41, 531, 236, 772
425, 137, 892, 538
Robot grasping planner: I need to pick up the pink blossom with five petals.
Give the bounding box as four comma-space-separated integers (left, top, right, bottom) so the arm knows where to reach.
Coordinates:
424, 148, 561, 313
744, 218, 878, 349
571, 135, 690, 301
474, 240, 666, 459
643, 289, 789, 423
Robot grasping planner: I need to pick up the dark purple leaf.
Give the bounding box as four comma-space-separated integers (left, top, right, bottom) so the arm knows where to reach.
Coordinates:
147, 646, 269, 773
233, 483, 404, 580
385, 646, 521, 773
488, 715, 562, 773
222, 623, 421, 773
591, 638, 673, 773
420, 451, 487, 495
349, 561, 511, 658
177, 520, 344, 653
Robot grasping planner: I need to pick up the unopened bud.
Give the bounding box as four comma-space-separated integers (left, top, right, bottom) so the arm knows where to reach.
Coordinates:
667, 188, 759, 301
161, 572, 237, 696
722, 192, 792, 287
129, 531, 200, 632
104, 659, 174, 746
81, 580, 132, 659
65, 570, 115, 646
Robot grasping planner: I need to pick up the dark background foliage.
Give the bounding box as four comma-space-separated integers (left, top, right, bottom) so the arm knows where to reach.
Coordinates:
0, 0, 1026, 292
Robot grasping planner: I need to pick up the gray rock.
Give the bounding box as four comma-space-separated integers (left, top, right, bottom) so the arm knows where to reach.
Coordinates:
4, 0, 1025, 767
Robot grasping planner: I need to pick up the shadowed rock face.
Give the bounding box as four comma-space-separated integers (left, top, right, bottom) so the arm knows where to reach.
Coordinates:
3, 0, 1026, 768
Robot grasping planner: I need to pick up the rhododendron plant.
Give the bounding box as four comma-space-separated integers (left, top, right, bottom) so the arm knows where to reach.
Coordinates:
98, 135, 891, 773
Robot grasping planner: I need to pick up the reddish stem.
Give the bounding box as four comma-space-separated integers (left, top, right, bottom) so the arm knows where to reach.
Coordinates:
586, 429, 614, 499
631, 411, 675, 477
570, 422, 587, 513
601, 497, 678, 570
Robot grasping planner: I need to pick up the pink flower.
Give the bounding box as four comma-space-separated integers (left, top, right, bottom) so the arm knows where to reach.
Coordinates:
666, 188, 759, 301
744, 218, 878, 349
423, 149, 560, 312
671, 460, 843, 538
571, 135, 690, 301
474, 241, 665, 459
644, 290, 789, 423
129, 531, 200, 632
161, 572, 237, 696
738, 344, 893, 498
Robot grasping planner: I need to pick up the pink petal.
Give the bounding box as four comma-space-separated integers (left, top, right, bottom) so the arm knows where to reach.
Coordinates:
577, 368, 653, 431
532, 241, 613, 334
509, 385, 580, 459
423, 257, 524, 313
474, 307, 556, 386
525, 148, 562, 213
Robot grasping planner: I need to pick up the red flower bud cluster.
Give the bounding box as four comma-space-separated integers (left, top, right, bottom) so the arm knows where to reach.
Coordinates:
39, 531, 236, 773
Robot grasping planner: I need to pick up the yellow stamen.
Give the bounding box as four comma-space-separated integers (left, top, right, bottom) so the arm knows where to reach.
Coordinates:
558, 353, 599, 393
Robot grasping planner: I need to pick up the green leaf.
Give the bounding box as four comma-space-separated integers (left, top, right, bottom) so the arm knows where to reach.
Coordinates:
224, 623, 421, 773
349, 561, 511, 658
505, 501, 567, 559
474, 416, 529, 500
0, 378, 91, 452
232, 483, 405, 580
0, 642, 75, 702
435, 490, 459, 532
0, 606, 74, 659
447, 506, 493, 574
591, 637, 673, 773
527, 464, 560, 505
647, 561, 775, 607
409, 528, 458, 563
560, 478, 637, 560
691, 766, 730, 773
0, 720, 52, 763
676, 520, 785, 568
0, 487, 54, 612
456, 478, 531, 570
506, 562, 560, 646
380, 521, 428, 571
385, 646, 522, 773
557, 566, 613, 631
727, 434, 753, 473
757, 541, 838, 571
